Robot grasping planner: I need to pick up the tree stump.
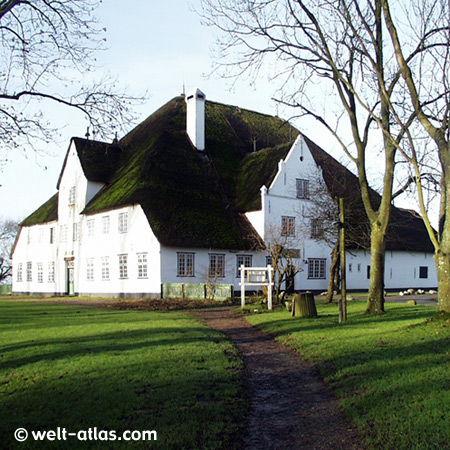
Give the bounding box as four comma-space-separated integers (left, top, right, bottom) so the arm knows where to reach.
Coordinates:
292, 292, 318, 318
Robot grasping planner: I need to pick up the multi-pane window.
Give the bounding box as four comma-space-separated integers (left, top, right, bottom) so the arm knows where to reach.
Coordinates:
60, 225, 67, 243
50, 227, 55, 244
26, 262, 32, 282
137, 253, 148, 278
296, 178, 310, 199
102, 216, 110, 234
69, 186, 76, 205
348, 263, 353, 273
419, 266, 428, 279
38, 228, 44, 244
310, 219, 323, 239
17, 263, 23, 282
357, 263, 361, 272
86, 258, 94, 281
177, 252, 195, 277
236, 255, 252, 277
48, 262, 55, 283
27, 229, 32, 244
307, 258, 326, 279
73, 222, 80, 241
37, 263, 43, 283
101, 257, 110, 280
281, 216, 296, 236
87, 219, 95, 237
209, 254, 225, 278
118, 213, 128, 234
119, 254, 128, 279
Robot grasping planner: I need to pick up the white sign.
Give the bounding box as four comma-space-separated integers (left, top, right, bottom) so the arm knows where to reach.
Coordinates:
239, 265, 274, 310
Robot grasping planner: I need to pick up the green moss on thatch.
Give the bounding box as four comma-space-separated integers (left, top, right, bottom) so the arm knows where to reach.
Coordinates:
236, 143, 293, 211
21, 193, 58, 226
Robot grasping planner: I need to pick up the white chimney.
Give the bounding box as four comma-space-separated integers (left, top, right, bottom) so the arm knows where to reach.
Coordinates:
185, 88, 206, 151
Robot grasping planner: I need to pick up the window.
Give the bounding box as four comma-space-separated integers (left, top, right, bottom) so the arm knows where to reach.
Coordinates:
367, 265, 371, 279
348, 263, 353, 273
37, 263, 43, 283
310, 219, 323, 239
101, 257, 110, 280
296, 178, 310, 199
357, 263, 361, 273
419, 266, 428, 279
38, 228, 44, 244
281, 216, 296, 236
209, 254, 225, 278
69, 186, 76, 205
266, 255, 273, 267
236, 255, 252, 277
118, 213, 128, 233
177, 252, 195, 277
86, 258, 94, 281
87, 219, 95, 237
27, 229, 32, 244
60, 225, 67, 243
50, 227, 55, 244
73, 222, 80, 241
119, 254, 128, 279
307, 258, 326, 279
102, 216, 110, 234
17, 263, 23, 282
137, 253, 148, 278
48, 262, 55, 283
26, 262, 32, 282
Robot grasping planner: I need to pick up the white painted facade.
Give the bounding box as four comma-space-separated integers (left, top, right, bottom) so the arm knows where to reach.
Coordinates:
12, 91, 437, 297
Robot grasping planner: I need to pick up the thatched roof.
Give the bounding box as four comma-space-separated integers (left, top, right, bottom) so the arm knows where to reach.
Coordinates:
22, 95, 434, 253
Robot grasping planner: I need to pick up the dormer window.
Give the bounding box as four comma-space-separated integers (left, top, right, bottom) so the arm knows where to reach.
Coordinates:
69, 186, 76, 205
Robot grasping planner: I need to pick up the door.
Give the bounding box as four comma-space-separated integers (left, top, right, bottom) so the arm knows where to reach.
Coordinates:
66, 261, 75, 296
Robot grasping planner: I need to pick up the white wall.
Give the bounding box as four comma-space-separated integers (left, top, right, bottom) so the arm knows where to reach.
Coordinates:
346, 249, 437, 290
160, 246, 268, 292
262, 136, 332, 292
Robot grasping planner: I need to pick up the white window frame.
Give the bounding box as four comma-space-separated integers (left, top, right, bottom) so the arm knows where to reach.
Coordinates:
17, 263, 23, 282
101, 257, 110, 280
69, 186, 76, 205
296, 178, 310, 199
48, 262, 55, 283
137, 253, 148, 279
177, 252, 195, 277
26, 262, 32, 282
236, 255, 252, 277
73, 222, 80, 242
87, 219, 95, 237
310, 218, 323, 239
208, 253, 226, 278
281, 216, 296, 237
86, 258, 94, 281
118, 213, 128, 234
37, 263, 43, 283
119, 254, 128, 279
102, 216, 110, 234
308, 258, 326, 279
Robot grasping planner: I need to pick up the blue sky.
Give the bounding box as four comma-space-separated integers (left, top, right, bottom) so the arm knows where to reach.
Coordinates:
3, 0, 322, 221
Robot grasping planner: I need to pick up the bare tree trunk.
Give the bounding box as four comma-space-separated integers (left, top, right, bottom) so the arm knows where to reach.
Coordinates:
365, 228, 386, 314
326, 244, 340, 303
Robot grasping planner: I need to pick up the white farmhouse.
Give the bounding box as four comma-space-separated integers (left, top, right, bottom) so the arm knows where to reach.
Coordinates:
11, 89, 437, 298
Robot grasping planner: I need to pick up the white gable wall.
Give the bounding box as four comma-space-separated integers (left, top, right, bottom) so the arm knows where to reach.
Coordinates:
262, 136, 332, 291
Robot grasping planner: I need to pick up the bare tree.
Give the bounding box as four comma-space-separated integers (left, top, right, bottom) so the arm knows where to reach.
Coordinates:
380, 0, 450, 313
0, 0, 144, 154
0, 218, 18, 283
199, 0, 432, 313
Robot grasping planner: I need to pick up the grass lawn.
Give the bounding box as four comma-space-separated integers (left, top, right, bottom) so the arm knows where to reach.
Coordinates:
0, 300, 246, 449
246, 300, 450, 450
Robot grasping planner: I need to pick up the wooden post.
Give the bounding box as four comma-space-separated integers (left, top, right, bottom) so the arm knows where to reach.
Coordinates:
339, 198, 347, 322
240, 265, 245, 308
268, 266, 273, 310
292, 292, 318, 318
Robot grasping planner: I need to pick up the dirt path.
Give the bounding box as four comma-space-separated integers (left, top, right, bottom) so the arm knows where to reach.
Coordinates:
194, 307, 366, 450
